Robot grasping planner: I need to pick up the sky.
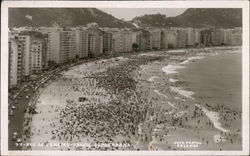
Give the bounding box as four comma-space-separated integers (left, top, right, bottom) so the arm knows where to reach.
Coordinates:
99, 8, 187, 21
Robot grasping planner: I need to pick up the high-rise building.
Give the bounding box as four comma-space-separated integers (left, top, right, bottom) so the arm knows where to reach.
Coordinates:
149, 28, 162, 50
130, 30, 140, 52
177, 29, 187, 48
102, 31, 113, 54
211, 29, 225, 46
231, 28, 242, 46
41, 39, 48, 69
9, 36, 23, 88
112, 29, 133, 53
112, 31, 124, 53
123, 30, 133, 52
68, 31, 77, 60
185, 28, 196, 47
88, 33, 103, 57
30, 40, 43, 74
164, 29, 178, 49
200, 29, 212, 46
75, 28, 89, 58
194, 29, 201, 46
87, 26, 103, 57
47, 29, 76, 64
9, 32, 48, 87
223, 29, 233, 45
18, 35, 31, 78
136, 29, 151, 51
47, 30, 60, 64
160, 30, 165, 49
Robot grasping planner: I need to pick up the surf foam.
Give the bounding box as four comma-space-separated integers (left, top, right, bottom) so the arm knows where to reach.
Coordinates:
180, 56, 205, 65
162, 65, 185, 74
195, 104, 230, 133
169, 78, 179, 83
170, 86, 194, 100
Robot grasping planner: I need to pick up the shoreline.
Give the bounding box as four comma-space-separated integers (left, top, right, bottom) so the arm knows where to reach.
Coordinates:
135, 46, 242, 150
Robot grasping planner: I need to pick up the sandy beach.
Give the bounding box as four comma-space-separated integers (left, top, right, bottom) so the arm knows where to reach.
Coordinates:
24, 46, 242, 150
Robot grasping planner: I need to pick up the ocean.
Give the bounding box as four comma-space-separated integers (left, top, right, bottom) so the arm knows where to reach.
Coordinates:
177, 52, 242, 111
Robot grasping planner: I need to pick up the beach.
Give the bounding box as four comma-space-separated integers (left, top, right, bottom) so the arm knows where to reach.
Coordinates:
136, 47, 242, 150
24, 46, 242, 150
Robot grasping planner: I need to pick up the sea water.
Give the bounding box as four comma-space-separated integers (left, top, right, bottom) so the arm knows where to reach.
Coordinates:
178, 52, 242, 111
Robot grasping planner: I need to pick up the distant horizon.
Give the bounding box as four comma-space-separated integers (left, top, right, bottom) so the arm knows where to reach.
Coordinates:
99, 8, 187, 21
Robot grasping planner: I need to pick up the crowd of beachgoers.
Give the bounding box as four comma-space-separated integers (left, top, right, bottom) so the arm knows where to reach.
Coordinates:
21, 46, 242, 150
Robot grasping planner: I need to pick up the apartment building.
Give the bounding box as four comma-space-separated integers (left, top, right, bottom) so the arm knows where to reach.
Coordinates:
47, 30, 60, 64
18, 35, 31, 78
112, 31, 124, 53
30, 40, 43, 74
177, 29, 187, 48
9, 36, 23, 88
194, 29, 201, 46
185, 28, 196, 47
75, 28, 89, 58
113, 29, 133, 53
149, 28, 162, 50
124, 30, 134, 52
136, 29, 151, 51
87, 26, 103, 57
68, 31, 77, 60
47, 29, 76, 64
200, 29, 212, 46
41, 39, 48, 69
211, 29, 225, 46
223, 29, 233, 45
102, 31, 113, 54
164, 29, 178, 48
231, 28, 242, 46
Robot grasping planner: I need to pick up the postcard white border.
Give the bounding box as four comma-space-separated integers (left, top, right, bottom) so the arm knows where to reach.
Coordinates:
1, 1, 249, 155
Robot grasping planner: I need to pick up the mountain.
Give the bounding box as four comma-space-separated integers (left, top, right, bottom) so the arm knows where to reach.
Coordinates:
9, 8, 133, 28
132, 8, 242, 28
